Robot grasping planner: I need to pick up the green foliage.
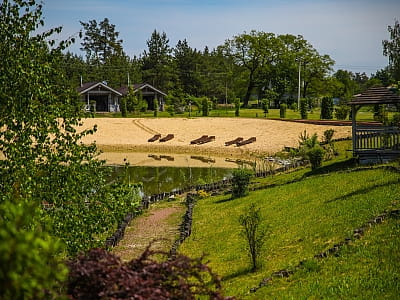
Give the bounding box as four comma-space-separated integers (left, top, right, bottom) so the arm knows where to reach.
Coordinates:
382, 19, 400, 81
235, 98, 241, 117
231, 168, 253, 198
153, 98, 158, 117
80, 17, 123, 64
239, 204, 266, 272
0, 201, 67, 299
180, 166, 400, 298
307, 145, 326, 170
279, 103, 287, 118
261, 99, 269, 116
202, 97, 209, 116
320, 97, 334, 119
300, 98, 308, 119
0, 0, 141, 266
392, 113, 400, 126
120, 97, 127, 117
323, 129, 335, 144
335, 104, 350, 120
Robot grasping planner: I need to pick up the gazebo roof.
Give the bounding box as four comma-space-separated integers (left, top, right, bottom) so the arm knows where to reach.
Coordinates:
349, 86, 400, 105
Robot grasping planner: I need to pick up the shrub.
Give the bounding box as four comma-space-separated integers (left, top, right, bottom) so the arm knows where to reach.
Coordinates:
239, 204, 266, 272
392, 113, 400, 126
231, 168, 253, 198
234, 98, 240, 117
323, 129, 335, 144
67, 247, 232, 300
153, 98, 158, 117
300, 98, 308, 119
261, 99, 269, 117
307, 146, 326, 170
280, 103, 287, 118
320, 97, 334, 119
202, 97, 209, 116
335, 105, 350, 120
120, 97, 127, 117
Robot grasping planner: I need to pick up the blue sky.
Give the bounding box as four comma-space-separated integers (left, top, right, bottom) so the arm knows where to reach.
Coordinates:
41, 0, 400, 74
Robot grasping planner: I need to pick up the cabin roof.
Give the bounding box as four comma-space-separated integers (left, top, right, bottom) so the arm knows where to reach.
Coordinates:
77, 82, 122, 96
349, 86, 400, 105
117, 83, 167, 97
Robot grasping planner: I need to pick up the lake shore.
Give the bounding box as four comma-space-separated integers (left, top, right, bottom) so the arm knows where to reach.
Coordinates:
80, 117, 352, 165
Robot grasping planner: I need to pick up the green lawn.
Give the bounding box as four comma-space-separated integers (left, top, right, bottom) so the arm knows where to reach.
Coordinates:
94, 107, 388, 122
179, 152, 400, 298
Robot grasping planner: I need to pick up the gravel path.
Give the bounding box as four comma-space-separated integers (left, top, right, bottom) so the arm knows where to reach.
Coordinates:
113, 204, 185, 261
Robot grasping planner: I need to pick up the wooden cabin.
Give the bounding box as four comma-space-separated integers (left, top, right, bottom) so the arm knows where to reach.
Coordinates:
349, 86, 400, 164
118, 83, 167, 111
77, 82, 122, 112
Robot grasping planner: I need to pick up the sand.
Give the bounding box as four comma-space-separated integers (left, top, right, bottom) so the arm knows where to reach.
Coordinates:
79, 117, 352, 166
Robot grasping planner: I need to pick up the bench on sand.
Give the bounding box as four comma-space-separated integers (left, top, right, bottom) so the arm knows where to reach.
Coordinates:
225, 137, 243, 146
148, 134, 161, 142
159, 134, 174, 142
190, 135, 209, 145
197, 135, 215, 145
236, 137, 256, 147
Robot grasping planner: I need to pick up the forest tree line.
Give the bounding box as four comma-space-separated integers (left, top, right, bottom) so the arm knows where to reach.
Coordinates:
62, 18, 399, 111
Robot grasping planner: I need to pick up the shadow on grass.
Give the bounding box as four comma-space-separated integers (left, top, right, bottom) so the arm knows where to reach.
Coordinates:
325, 179, 399, 203
303, 158, 358, 177
221, 266, 253, 281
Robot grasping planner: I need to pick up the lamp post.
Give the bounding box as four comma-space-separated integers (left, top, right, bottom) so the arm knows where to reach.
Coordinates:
297, 59, 301, 110
189, 101, 192, 117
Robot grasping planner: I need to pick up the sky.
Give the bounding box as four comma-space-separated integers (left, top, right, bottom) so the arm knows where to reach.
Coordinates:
41, 0, 400, 75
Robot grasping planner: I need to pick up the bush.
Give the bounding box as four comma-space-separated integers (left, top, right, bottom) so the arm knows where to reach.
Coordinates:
335, 105, 350, 120
202, 97, 209, 116
280, 103, 287, 118
307, 146, 326, 170
300, 98, 308, 119
120, 97, 127, 117
320, 97, 334, 119
234, 98, 240, 117
231, 168, 253, 198
67, 247, 231, 300
261, 99, 269, 117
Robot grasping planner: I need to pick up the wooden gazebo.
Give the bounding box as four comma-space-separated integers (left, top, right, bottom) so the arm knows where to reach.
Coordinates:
349, 86, 400, 163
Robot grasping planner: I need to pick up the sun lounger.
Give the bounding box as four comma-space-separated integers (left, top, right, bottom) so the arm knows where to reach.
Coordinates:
148, 134, 161, 142
236, 137, 256, 147
197, 135, 215, 145
225, 137, 243, 146
159, 134, 174, 142
190, 135, 209, 144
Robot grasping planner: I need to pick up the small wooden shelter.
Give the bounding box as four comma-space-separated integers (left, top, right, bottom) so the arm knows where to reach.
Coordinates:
349, 86, 400, 163
77, 82, 122, 112
118, 83, 167, 111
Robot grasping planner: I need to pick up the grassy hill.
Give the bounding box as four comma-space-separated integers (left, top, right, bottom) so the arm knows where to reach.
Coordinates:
179, 145, 400, 299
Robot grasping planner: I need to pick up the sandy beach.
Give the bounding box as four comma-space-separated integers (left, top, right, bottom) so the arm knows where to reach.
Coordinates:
80, 117, 352, 165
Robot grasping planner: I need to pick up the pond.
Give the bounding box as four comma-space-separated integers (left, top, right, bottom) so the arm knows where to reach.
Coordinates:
103, 152, 266, 196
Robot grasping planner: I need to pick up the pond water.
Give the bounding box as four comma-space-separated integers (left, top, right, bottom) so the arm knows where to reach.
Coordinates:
103, 152, 266, 196
109, 165, 234, 196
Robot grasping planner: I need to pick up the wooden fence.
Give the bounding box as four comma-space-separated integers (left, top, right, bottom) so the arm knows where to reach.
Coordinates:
355, 126, 400, 151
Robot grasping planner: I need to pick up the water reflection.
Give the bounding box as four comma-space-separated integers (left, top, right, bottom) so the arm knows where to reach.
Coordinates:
110, 165, 233, 196
104, 152, 276, 196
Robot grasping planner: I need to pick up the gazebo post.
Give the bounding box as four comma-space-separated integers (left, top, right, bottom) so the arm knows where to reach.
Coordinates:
351, 105, 357, 156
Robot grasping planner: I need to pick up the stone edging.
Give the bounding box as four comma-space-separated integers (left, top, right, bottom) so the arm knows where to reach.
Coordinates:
250, 207, 400, 293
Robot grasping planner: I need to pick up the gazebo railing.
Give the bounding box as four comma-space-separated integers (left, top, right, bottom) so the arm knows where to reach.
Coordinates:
355, 126, 400, 151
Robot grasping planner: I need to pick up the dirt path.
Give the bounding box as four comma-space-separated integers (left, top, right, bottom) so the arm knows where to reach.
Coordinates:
113, 202, 185, 261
